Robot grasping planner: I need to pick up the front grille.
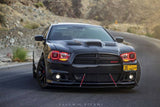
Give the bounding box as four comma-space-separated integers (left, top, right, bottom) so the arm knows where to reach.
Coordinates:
74, 73, 120, 83
73, 53, 121, 64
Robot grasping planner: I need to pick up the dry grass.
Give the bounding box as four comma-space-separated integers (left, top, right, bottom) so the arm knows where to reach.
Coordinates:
24, 22, 40, 29
34, 2, 44, 8
108, 24, 147, 35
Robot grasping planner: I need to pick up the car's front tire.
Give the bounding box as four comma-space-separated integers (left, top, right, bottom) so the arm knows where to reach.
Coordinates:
32, 51, 37, 78
37, 56, 48, 88
33, 63, 36, 78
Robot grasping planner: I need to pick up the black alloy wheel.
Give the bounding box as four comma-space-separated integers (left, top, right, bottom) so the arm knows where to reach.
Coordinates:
37, 57, 48, 88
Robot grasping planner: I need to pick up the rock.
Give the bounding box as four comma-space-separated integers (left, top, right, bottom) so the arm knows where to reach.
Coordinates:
18, 31, 23, 37
0, 44, 4, 49
0, 61, 6, 66
15, 23, 19, 27
10, 38, 15, 45
0, 57, 12, 62
33, 15, 37, 18
6, 36, 9, 39
33, 8, 36, 12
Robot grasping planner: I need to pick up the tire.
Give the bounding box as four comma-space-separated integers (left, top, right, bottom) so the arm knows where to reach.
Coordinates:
36, 56, 48, 88
32, 62, 37, 78
33, 51, 36, 78
136, 61, 141, 83
33, 65, 36, 78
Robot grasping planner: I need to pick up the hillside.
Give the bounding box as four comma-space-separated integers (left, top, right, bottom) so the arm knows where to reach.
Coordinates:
83, 0, 160, 38
0, 0, 160, 63
0, 0, 100, 61
0, 0, 99, 29
0, 0, 160, 38
41, 0, 160, 38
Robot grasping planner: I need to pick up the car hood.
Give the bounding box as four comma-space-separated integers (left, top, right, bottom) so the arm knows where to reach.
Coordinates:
47, 39, 133, 55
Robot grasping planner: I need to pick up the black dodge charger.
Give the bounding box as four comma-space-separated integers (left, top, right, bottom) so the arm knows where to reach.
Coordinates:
33, 23, 141, 89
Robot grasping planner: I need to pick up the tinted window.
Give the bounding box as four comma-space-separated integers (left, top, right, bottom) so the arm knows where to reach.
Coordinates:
47, 25, 114, 41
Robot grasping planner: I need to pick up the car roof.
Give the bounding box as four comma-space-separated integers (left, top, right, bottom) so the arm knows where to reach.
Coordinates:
50, 23, 101, 27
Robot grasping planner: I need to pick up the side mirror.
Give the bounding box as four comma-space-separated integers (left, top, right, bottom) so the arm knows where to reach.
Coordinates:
35, 35, 44, 41
116, 37, 124, 43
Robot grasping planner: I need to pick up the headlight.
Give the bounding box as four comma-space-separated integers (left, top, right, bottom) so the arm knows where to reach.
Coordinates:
120, 52, 136, 62
48, 50, 70, 61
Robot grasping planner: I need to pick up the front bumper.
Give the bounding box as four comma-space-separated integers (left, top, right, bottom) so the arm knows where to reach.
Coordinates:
46, 80, 136, 88
45, 61, 140, 88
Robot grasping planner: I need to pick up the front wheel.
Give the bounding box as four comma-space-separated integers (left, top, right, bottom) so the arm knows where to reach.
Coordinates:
37, 57, 48, 88
33, 51, 36, 78
33, 63, 36, 78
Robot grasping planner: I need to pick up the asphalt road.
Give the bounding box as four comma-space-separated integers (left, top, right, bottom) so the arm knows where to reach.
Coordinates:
0, 31, 160, 107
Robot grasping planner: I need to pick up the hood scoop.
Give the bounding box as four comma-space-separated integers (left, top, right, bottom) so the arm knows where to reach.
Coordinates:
104, 42, 117, 46
66, 39, 103, 47
65, 39, 116, 47
73, 39, 103, 47
85, 41, 102, 47
67, 41, 82, 46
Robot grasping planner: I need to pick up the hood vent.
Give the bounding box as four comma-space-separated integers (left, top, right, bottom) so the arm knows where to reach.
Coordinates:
86, 41, 102, 47
105, 42, 116, 46
67, 41, 82, 46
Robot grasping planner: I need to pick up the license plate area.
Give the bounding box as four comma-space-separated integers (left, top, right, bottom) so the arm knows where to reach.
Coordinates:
123, 65, 137, 71
74, 73, 120, 83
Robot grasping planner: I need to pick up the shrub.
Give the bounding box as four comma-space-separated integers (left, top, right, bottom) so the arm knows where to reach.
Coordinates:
127, 28, 133, 33
145, 32, 153, 37
0, 12, 5, 26
127, 27, 136, 34
12, 47, 27, 62
0, 0, 12, 5
94, 16, 99, 20
24, 22, 40, 29
34, 2, 44, 8
153, 25, 160, 39
72, 0, 82, 18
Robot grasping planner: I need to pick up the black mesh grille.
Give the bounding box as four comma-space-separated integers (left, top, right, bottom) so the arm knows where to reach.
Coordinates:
73, 53, 121, 64
74, 73, 120, 83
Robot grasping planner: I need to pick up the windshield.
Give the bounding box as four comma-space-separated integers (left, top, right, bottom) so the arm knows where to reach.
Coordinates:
47, 25, 114, 42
